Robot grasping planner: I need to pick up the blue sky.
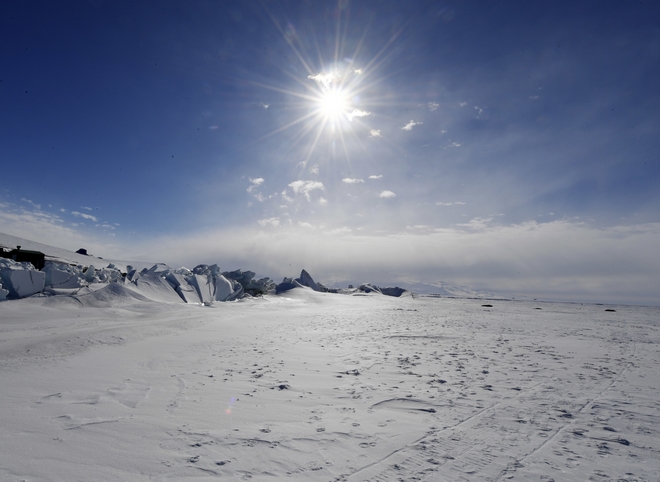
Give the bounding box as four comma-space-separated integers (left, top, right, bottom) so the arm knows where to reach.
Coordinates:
2, 1, 660, 304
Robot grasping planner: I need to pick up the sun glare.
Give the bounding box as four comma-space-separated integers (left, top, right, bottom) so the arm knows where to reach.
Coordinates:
318, 88, 348, 120
251, 5, 391, 166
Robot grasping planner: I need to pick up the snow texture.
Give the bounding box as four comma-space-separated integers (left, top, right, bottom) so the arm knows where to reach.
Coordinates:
0, 233, 659, 481
1, 285, 658, 481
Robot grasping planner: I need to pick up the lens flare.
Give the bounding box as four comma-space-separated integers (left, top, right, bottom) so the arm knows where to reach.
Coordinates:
225, 396, 237, 415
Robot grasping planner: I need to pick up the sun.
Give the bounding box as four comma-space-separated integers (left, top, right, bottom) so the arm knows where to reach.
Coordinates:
318, 88, 349, 121
247, 7, 386, 166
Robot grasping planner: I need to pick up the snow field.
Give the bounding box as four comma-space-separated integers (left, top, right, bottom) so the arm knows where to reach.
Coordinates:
0, 290, 658, 481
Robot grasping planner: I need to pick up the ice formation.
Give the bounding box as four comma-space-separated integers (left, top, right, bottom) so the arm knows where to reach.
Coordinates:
275, 270, 410, 298
0, 251, 409, 303
0, 283, 8, 301
0, 258, 46, 298
42, 262, 85, 289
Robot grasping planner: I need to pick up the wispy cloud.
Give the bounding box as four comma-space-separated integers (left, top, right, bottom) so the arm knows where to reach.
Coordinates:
342, 178, 365, 184
457, 217, 493, 229
258, 102, 270, 109
369, 175, 383, 180
307, 72, 338, 87
402, 120, 422, 131
324, 227, 352, 235
247, 177, 265, 193
21, 198, 41, 210
369, 129, 381, 138
318, 197, 328, 206
71, 211, 98, 222
0, 202, 121, 259
428, 102, 439, 111
288, 180, 325, 201
379, 190, 396, 198
347, 109, 371, 121
81, 206, 93, 211
459, 102, 467, 107
436, 201, 466, 206
257, 217, 280, 227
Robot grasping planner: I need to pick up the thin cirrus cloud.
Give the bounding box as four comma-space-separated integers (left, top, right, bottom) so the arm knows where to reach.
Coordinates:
71, 211, 98, 222
288, 180, 325, 201
436, 201, 466, 206
402, 120, 422, 131
21, 198, 41, 209
369, 175, 383, 180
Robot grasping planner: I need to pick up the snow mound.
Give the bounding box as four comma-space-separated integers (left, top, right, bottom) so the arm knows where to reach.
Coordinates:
127, 271, 187, 304
74, 283, 153, 308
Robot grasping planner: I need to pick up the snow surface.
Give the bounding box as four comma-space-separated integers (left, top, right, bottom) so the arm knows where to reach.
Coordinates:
1, 285, 659, 481
1, 233, 659, 481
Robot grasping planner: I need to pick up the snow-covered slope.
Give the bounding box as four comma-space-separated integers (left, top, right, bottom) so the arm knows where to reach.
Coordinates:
396, 280, 502, 298
0, 232, 154, 272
